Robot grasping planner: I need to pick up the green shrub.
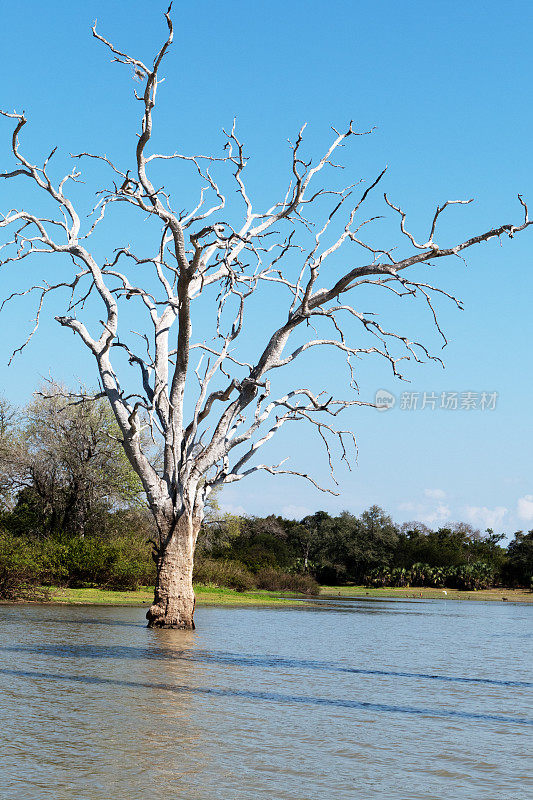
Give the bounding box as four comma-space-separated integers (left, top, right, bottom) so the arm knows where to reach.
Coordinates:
446, 561, 494, 591
57, 535, 155, 590
254, 568, 319, 595
0, 532, 51, 600
193, 557, 320, 594
193, 557, 255, 591
363, 560, 496, 591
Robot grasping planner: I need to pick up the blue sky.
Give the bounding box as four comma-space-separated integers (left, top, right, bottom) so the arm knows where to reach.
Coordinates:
0, 0, 532, 536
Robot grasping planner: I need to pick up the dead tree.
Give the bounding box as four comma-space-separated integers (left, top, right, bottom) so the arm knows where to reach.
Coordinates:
1, 7, 531, 627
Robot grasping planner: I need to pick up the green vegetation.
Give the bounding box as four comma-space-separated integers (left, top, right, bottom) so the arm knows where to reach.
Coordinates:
2, 504, 530, 604
4, 583, 529, 608
196, 506, 532, 592
0, 390, 531, 603
41, 585, 311, 607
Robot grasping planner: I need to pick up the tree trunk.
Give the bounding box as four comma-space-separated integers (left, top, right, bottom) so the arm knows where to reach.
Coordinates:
146, 512, 198, 629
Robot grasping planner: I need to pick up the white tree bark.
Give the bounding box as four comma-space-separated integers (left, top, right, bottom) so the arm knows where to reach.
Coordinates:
0, 6, 531, 627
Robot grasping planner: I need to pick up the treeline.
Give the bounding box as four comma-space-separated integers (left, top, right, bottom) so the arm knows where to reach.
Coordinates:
198, 507, 533, 591
0, 391, 532, 598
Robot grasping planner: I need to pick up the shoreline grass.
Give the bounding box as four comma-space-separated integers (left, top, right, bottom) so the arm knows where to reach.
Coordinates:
319, 585, 533, 603
33, 584, 311, 607
2, 583, 531, 607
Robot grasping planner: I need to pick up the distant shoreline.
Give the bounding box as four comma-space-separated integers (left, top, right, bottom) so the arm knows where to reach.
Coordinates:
2, 584, 531, 607
319, 585, 533, 603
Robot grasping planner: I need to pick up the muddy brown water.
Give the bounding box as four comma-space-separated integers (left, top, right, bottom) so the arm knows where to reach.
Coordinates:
0, 598, 531, 799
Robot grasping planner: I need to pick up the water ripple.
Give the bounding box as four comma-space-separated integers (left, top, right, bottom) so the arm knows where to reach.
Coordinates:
1, 667, 531, 726
2, 643, 531, 689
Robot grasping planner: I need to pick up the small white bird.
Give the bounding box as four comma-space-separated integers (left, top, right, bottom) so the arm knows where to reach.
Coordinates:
442, 590, 448, 596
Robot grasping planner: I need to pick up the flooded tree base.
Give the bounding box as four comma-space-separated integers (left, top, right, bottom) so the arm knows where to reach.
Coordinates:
146, 614, 196, 630
146, 597, 196, 629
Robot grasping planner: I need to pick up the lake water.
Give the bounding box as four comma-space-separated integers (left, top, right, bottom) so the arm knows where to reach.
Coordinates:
0, 598, 531, 800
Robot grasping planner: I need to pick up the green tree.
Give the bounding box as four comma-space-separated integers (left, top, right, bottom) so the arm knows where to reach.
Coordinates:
217, 515, 294, 573
505, 531, 533, 587
467, 528, 507, 573
9, 387, 143, 537
291, 507, 398, 584
395, 525, 470, 568
344, 506, 398, 581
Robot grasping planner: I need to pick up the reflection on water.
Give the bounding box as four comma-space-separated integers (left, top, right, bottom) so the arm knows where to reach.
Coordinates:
0, 600, 531, 800
2, 642, 533, 689
1, 665, 531, 727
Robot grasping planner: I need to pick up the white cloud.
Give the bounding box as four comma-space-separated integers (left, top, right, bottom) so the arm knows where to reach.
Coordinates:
464, 505, 508, 530
517, 495, 533, 521
421, 503, 451, 525
281, 504, 312, 520
398, 500, 450, 526
424, 488, 446, 500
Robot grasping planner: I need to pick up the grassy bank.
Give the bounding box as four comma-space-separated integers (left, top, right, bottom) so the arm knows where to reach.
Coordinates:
44, 584, 309, 607
13, 583, 532, 607
320, 585, 533, 603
